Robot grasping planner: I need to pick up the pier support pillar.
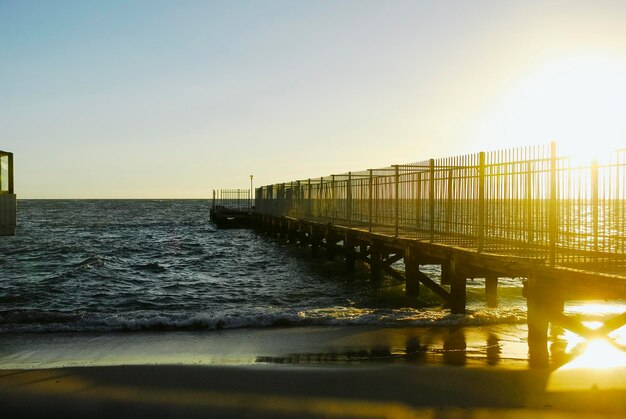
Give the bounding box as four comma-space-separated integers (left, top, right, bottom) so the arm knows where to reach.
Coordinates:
525, 277, 563, 368
527, 297, 549, 367
298, 224, 307, 246
311, 239, 320, 257
272, 218, 279, 237
344, 234, 356, 273
310, 227, 320, 257
448, 256, 466, 314
370, 241, 382, 281
485, 274, 498, 308
264, 217, 271, 235
325, 226, 335, 261
280, 219, 288, 238
405, 246, 420, 297
287, 221, 297, 243
441, 262, 451, 285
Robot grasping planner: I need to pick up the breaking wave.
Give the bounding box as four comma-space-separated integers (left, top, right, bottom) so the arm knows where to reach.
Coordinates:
0, 306, 528, 333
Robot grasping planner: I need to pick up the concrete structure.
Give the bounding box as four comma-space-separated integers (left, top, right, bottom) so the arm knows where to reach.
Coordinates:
0, 150, 16, 236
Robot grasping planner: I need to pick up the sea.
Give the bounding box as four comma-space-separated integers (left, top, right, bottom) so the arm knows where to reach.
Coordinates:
0, 200, 529, 335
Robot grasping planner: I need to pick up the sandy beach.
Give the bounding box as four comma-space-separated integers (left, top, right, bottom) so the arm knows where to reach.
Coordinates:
3, 325, 626, 418
3, 362, 626, 418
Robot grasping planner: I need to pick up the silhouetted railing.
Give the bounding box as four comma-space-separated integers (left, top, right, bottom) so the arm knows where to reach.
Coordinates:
255, 142, 626, 270
212, 188, 253, 211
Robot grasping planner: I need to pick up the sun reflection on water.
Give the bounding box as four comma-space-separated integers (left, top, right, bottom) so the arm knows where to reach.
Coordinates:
567, 303, 626, 316
548, 303, 626, 391
548, 336, 626, 391
561, 338, 626, 370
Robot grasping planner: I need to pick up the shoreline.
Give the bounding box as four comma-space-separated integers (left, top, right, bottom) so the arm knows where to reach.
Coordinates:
0, 324, 530, 370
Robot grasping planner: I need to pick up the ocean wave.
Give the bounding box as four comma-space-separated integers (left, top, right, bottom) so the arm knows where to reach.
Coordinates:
0, 306, 528, 333
76, 256, 106, 269
1, 201, 533, 336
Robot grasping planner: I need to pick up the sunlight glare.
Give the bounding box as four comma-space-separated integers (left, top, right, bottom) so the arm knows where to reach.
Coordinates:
567, 303, 626, 316
473, 53, 626, 162
562, 338, 626, 370
548, 338, 626, 391
562, 321, 602, 353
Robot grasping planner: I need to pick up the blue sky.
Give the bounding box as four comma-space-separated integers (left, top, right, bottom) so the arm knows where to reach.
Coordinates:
2, 0, 626, 198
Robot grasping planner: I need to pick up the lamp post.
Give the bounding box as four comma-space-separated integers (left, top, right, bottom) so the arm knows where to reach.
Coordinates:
250, 175, 254, 209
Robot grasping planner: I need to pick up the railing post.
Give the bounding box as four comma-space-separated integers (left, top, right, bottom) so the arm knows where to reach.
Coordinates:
615, 152, 621, 248
346, 172, 352, 227
282, 183, 286, 215
416, 172, 422, 230
296, 180, 301, 218
307, 178, 312, 219
394, 165, 399, 237
429, 159, 435, 243
331, 175, 336, 223
592, 159, 599, 260
273, 185, 277, 215
549, 141, 558, 267
320, 176, 324, 220
527, 161, 534, 244
448, 254, 466, 314
478, 152, 485, 252
292, 181, 296, 217
368, 169, 373, 232
446, 167, 453, 232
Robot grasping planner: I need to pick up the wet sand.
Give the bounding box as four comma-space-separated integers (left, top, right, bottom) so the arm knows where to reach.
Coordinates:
2, 325, 626, 418
0, 325, 531, 369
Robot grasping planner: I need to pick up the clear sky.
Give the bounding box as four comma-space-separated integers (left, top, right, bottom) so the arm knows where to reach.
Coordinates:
2, 0, 626, 198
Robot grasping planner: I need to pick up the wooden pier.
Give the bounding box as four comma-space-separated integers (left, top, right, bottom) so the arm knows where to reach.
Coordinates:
235, 142, 626, 366
0, 150, 16, 236
210, 188, 254, 228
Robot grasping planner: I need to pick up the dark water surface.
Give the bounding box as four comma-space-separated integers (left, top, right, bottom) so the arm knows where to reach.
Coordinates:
0, 200, 526, 333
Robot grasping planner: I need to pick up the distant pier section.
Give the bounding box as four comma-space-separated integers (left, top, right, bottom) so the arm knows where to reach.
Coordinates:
210, 188, 254, 228
0, 150, 16, 235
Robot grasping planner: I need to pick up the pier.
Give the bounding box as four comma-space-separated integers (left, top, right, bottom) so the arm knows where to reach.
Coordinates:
0, 150, 16, 236
216, 142, 626, 364
210, 188, 254, 228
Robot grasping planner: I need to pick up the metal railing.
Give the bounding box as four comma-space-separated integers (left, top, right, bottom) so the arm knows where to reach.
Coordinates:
255, 142, 626, 270
212, 189, 253, 211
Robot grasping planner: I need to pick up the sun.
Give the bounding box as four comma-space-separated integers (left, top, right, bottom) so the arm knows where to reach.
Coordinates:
472, 53, 626, 162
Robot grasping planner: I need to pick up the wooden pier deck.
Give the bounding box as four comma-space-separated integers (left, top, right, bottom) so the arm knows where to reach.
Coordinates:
237, 142, 626, 366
